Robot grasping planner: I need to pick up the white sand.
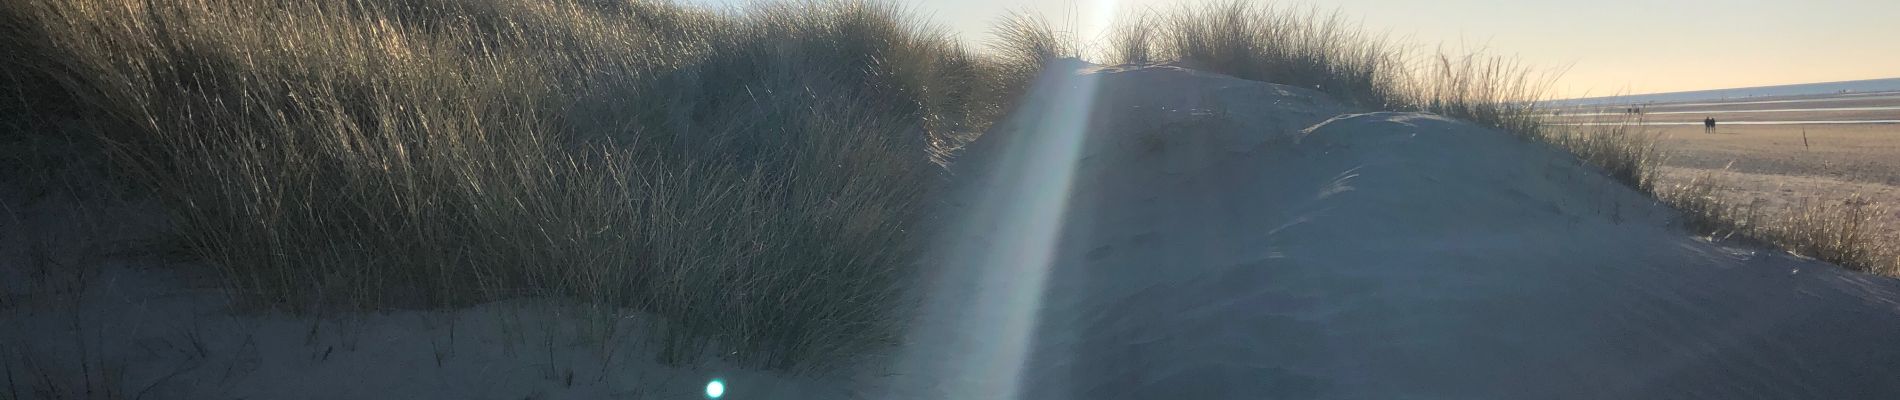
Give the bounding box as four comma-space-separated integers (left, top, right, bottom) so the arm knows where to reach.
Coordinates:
8, 60, 1900, 399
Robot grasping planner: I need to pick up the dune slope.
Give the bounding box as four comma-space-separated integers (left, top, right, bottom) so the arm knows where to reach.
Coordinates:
897, 61, 1900, 399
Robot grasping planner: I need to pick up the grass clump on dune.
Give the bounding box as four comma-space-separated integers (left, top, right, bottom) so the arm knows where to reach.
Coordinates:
1538, 118, 1665, 192
1660, 175, 1900, 275
1758, 197, 1899, 275
2, 0, 1003, 369
1152, 2, 1405, 109
1100, 1, 1547, 140
1085, 1, 1625, 187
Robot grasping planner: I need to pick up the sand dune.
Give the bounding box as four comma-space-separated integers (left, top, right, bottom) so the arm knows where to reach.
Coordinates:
9, 61, 1900, 399
890, 61, 1900, 399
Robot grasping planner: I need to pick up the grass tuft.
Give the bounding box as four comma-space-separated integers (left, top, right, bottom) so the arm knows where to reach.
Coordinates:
1658, 174, 1900, 275
987, 11, 1075, 92
1152, 2, 1406, 109
1538, 117, 1665, 192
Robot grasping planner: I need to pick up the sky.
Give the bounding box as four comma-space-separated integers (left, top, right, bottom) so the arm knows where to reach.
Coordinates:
881, 0, 1900, 99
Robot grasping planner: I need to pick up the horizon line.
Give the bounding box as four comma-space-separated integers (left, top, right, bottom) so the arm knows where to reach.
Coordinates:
1559, 76, 1900, 102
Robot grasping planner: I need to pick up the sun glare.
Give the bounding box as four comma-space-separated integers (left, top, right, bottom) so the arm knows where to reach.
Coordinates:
893, 65, 1102, 398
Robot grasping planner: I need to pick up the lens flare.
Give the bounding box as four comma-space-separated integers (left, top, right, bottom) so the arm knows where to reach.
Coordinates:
706, 379, 725, 398
890, 62, 1103, 399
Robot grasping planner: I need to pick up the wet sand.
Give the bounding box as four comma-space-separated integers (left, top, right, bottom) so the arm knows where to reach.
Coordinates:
1655, 124, 1900, 186
1552, 91, 1900, 125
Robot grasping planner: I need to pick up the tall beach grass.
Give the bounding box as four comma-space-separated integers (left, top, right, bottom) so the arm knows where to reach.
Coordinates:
2, 0, 1005, 369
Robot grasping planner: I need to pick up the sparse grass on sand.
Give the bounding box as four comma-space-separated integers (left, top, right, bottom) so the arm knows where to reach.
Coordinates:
1, 0, 1892, 375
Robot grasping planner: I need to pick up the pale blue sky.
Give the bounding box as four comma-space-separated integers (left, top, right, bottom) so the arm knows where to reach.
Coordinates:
701, 0, 1900, 98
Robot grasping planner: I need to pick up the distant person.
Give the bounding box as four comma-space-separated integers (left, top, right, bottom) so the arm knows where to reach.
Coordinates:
1703, 117, 1717, 133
